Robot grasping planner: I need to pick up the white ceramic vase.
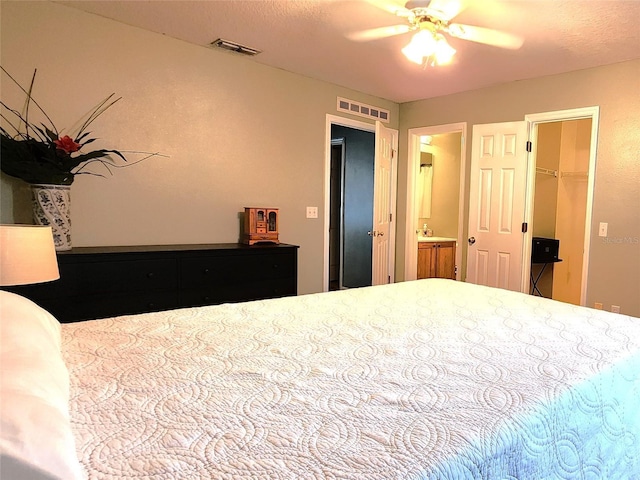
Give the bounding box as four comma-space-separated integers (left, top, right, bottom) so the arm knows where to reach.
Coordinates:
31, 184, 72, 251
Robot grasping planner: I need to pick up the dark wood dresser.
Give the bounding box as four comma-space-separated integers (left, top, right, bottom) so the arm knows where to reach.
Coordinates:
5, 243, 298, 323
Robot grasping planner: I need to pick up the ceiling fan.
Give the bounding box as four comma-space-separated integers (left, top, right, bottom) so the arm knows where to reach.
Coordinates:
347, 0, 524, 66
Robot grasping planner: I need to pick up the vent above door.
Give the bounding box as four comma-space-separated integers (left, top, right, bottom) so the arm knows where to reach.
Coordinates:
337, 97, 390, 123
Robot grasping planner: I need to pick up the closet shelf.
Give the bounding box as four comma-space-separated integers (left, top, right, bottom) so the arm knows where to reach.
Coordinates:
560, 171, 588, 179
536, 167, 588, 180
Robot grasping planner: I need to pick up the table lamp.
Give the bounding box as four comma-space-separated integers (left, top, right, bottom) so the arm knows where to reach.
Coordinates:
0, 225, 60, 286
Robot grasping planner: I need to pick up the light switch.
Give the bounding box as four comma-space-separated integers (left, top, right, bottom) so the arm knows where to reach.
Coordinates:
598, 222, 608, 237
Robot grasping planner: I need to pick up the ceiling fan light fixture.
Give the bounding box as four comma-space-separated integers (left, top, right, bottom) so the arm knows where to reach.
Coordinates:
402, 30, 436, 64
434, 34, 456, 65
402, 30, 455, 66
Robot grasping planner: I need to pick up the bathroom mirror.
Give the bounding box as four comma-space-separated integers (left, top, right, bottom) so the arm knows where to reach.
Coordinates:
418, 151, 433, 218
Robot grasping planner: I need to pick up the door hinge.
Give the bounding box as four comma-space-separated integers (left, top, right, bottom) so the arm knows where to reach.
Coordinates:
389, 213, 392, 222
522, 222, 528, 233
388, 275, 391, 284
526, 141, 532, 152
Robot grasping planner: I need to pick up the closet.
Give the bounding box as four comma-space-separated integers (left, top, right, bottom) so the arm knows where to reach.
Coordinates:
531, 118, 591, 303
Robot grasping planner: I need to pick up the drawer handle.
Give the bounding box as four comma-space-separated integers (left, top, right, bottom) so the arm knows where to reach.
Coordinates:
147, 272, 155, 278
203, 268, 210, 274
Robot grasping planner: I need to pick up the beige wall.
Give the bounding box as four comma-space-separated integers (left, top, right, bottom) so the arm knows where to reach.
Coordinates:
398, 59, 640, 316
2, 2, 638, 316
0, 1, 398, 296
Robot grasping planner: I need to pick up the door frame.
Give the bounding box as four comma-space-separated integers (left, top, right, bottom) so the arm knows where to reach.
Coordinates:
324, 114, 397, 292
330, 138, 347, 290
523, 107, 600, 304
404, 122, 467, 281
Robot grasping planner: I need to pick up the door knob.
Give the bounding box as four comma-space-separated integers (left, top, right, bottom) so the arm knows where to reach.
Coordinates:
368, 231, 375, 237
468, 237, 476, 245
377, 231, 384, 237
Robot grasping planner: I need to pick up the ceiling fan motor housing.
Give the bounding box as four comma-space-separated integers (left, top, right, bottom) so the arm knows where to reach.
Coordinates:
416, 15, 446, 32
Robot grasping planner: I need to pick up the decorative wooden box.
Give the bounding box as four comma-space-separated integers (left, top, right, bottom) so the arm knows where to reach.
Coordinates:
242, 207, 279, 245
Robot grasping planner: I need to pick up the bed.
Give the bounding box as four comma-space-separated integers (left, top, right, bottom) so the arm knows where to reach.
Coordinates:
1, 279, 639, 479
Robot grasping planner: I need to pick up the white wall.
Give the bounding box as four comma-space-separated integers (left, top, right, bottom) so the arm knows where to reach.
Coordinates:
0, 1, 399, 295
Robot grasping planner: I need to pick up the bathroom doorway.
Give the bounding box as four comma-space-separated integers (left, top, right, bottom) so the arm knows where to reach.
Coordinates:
404, 123, 467, 281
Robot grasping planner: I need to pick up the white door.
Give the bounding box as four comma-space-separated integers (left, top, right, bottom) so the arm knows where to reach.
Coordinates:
372, 121, 397, 285
467, 122, 528, 291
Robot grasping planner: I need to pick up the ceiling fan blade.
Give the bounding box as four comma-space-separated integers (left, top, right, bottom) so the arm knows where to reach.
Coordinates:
448, 23, 524, 49
423, 0, 468, 21
362, 0, 414, 18
346, 24, 411, 42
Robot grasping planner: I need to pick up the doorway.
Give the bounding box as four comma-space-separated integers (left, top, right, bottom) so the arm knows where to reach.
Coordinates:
404, 123, 467, 281
524, 108, 599, 306
329, 125, 375, 290
324, 115, 398, 292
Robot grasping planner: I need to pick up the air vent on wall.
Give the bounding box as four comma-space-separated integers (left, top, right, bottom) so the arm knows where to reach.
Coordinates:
337, 97, 389, 123
210, 38, 261, 56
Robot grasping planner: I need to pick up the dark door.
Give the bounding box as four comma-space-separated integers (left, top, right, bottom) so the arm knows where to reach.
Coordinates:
330, 125, 375, 288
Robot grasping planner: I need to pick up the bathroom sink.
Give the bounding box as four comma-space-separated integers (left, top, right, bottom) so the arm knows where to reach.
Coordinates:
418, 236, 457, 243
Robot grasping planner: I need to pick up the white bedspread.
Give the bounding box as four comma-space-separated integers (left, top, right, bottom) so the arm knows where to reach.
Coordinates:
62, 279, 640, 479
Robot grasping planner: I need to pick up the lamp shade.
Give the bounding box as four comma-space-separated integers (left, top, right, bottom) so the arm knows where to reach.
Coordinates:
402, 30, 456, 66
0, 225, 60, 286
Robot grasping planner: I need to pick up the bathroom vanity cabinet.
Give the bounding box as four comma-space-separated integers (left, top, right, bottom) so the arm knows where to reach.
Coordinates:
417, 239, 456, 280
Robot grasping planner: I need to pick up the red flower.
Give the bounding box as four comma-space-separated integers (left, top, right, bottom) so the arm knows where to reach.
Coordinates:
54, 135, 81, 154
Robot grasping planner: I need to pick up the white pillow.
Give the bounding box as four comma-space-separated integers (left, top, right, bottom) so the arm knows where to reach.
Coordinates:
0, 291, 84, 480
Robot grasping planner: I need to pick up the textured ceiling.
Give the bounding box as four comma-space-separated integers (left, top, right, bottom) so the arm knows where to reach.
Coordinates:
58, 0, 640, 103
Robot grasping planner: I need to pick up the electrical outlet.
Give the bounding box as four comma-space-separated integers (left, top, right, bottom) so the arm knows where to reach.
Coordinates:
594, 302, 603, 310
611, 305, 621, 314
598, 222, 608, 237
306, 206, 318, 219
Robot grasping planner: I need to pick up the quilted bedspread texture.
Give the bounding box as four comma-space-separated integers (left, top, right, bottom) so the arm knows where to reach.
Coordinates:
61, 279, 640, 479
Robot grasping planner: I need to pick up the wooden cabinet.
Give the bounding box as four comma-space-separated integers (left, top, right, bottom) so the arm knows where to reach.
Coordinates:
242, 207, 280, 245
417, 241, 456, 280
5, 243, 298, 323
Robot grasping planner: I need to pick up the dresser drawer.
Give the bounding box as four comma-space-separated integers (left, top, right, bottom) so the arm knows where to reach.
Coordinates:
180, 253, 295, 288
42, 290, 179, 322
62, 258, 178, 296
179, 277, 296, 307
